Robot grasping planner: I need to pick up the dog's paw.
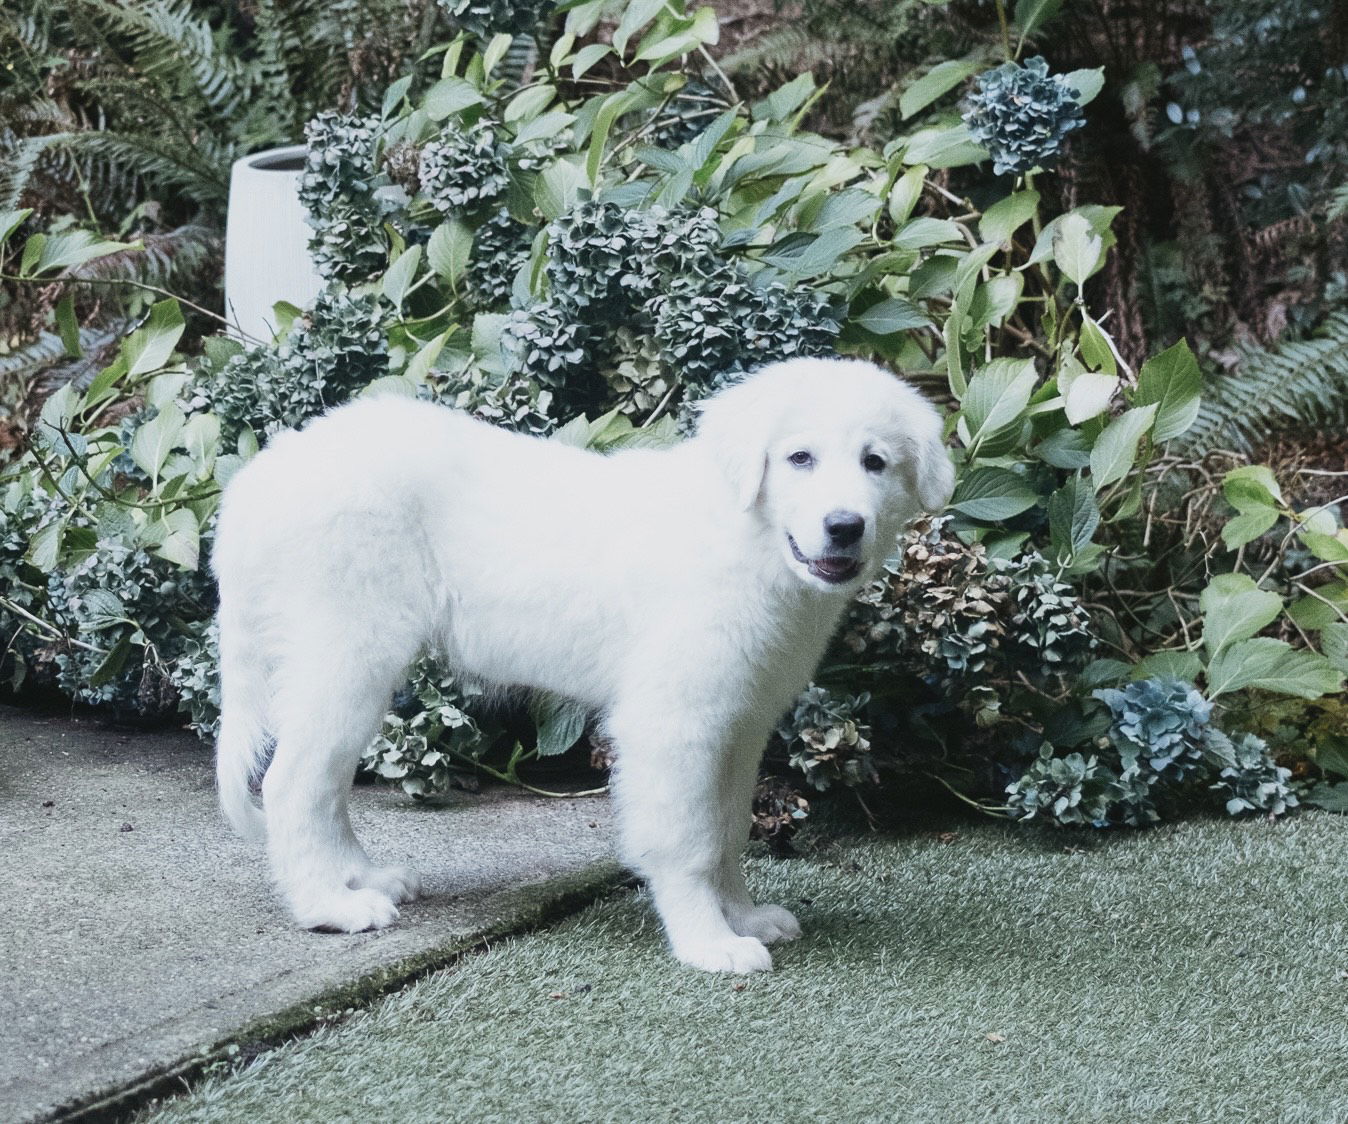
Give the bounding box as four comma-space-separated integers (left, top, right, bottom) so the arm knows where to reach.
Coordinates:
351, 864, 422, 904
673, 933, 773, 974
729, 903, 801, 945
295, 887, 399, 933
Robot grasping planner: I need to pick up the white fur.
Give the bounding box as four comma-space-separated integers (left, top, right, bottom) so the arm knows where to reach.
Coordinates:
212, 357, 953, 972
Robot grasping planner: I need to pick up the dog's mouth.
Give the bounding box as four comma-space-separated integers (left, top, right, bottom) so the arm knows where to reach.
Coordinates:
787, 534, 862, 585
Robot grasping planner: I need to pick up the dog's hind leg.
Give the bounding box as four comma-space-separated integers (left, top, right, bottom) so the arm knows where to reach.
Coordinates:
262, 637, 421, 933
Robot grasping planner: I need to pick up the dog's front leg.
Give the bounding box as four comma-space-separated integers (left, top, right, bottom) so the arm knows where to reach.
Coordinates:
607, 703, 774, 974
713, 737, 802, 946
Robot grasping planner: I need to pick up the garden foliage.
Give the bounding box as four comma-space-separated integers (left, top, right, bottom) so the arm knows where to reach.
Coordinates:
1, 0, 1344, 829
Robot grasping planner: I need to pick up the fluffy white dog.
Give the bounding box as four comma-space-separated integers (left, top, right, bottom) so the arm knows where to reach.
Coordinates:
213, 357, 952, 973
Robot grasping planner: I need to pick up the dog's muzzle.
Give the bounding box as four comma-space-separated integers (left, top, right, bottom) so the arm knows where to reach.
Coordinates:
787, 533, 861, 584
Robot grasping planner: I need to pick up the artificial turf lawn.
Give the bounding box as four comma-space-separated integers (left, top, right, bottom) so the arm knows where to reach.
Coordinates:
144, 811, 1348, 1123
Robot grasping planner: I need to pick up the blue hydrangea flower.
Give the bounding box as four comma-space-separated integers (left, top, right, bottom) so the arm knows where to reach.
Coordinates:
1093, 677, 1212, 775
963, 56, 1086, 176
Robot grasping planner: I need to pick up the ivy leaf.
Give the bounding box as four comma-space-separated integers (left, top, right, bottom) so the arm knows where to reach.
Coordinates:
1089, 403, 1157, 489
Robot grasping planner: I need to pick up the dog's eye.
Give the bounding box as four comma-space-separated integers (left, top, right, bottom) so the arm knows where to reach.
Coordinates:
788, 450, 814, 468
862, 453, 886, 473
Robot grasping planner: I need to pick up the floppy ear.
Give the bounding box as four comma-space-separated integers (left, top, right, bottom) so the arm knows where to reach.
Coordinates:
904, 398, 956, 514
694, 377, 776, 511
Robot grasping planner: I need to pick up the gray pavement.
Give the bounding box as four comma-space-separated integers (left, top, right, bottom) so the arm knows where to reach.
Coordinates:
0, 706, 618, 1123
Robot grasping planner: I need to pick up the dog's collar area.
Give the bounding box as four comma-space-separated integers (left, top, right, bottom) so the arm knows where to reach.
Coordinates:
786, 533, 861, 584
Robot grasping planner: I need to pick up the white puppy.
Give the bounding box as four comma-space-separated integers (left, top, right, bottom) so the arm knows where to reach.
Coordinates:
212, 357, 953, 973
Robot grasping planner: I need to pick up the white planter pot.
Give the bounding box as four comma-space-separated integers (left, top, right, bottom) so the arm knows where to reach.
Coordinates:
223, 145, 325, 343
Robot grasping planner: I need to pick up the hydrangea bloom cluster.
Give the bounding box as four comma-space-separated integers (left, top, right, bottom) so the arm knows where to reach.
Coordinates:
963, 56, 1085, 176
438, 0, 555, 39
1005, 744, 1126, 826
360, 659, 490, 797
1094, 677, 1213, 776
189, 287, 392, 444
418, 122, 511, 217
298, 111, 390, 281
775, 685, 877, 791
504, 200, 841, 418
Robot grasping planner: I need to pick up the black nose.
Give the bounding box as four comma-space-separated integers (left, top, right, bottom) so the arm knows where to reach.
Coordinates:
824, 510, 865, 548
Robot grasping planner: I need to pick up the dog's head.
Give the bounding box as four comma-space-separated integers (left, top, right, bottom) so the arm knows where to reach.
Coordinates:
696, 358, 954, 594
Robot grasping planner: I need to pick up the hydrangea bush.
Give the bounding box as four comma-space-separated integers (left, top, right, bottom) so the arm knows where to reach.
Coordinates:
1, 0, 1340, 820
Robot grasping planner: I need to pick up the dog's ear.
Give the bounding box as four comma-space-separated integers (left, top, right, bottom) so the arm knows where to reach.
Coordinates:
694, 377, 776, 511
903, 398, 956, 514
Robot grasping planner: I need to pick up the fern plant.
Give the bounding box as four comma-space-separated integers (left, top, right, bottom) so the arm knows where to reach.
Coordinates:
1180, 312, 1348, 456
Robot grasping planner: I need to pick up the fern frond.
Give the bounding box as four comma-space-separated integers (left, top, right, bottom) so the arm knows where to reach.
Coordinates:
719, 26, 827, 76
1327, 184, 1348, 222
1180, 311, 1348, 455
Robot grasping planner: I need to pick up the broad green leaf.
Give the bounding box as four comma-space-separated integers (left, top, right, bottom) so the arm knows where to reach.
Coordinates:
145, 507, 200, 571
899, 57, 983, 120
534, 157, 586, 220
88, 634, 133, 689
1027, 206, 1121, 267
959, 358, 1038, 457
1322, 621, 1348, 674
979, 189, 1040, 245
1089, 403, 1157, 489
1206, 637, 1343, 699
759, 226, 864, 277
130, 403, 187, 484
887, 165, 927, 225
903, 124, 986, 168
950, 466, 1039, 521
1222, 464, 1283, 509
427, 220, 472, 285
0, 208, 31, 247
532, 694, 589, 757
1078, 313, 1118, 376
1200, 573, 1282, 658
1221, 507, 1280, 550
482, 33, 514, 76
504, 84, 557, 124
181, 413, 220, 477
56, 293, 80, 358
121, 300, 185, 378
407, 329, 451, 384
855, 298, 932, 335
760, 73, 816, 122
1300, 530, 1348, 563
1131, 650, 1204, 682
893, 217, 963, 250
27, 519, 65, 571
380, 244, 422, 307
39, 383, 80, 433
514, 111, 575, 146
1048, 474, 1100, 560
80, 589, 128, 632
1064, 67, 1106, 106
28, 228, 134, 276
1133, 338, 1201, 442
1053, 212, 1102, 288
586, 90, 633, 186
1288, 581, 1348, 630
1015, 0, 1064, 37
1060, 362, 1117, 424
423, 77, 483, 120
572, 43, 612, 79
613, 0, 664, 55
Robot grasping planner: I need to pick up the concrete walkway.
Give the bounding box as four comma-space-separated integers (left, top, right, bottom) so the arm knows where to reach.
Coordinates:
0, 706, 617, 1123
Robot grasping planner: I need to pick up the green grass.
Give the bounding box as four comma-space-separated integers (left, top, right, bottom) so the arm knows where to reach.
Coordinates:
144, 812, 1348, 1123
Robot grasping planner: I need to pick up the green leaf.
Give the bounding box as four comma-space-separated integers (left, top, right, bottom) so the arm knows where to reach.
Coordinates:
26, 228, 135, 276
427, 220, 472, 285
130, 403, 186, 484
534, 157, 586, 221
613, 0, 664, 55
121, 300, 185, 378
1303, 780, 1348, 812
903, 123, 986, 168
88, 634, 133, 690
144, 507, 200, 571
423, 77, 484, 120
1063, 67, 1106, 106
586, 90, 633, 186
1048, 474, 1100, 560
1206, 637, 1343, 699
1200, 574, 1283, 658
380, 244, 422, 308
514, 111, 575, 146
80, 589, 128, 632
959, 358, 1038, 457
0, 208, 32, 247
532, 694, 589, 757
950, 466, 1039, 521
27, 519, 65, 571
893, 217, 963, 250
1133, 339, 1201, 442
572, 43, 612, 79
181, 412, 220, 476
1053, 212, 1103, 287
1027, 206, 1121, 268
899, 57, 983, 120
759, 227, 864, 277
1015, 0, 1064, 37
1089, 404, 1157, 490
1132, 650, 1204, 682
1221, 507, 1280, 550
55, 293, 81, 358
1222, 464, 1283, 509
1078, 313, 1118, 376
979, 190, 1040, 245
1059, 362, 1118, 425
1287, 581, 1348, 631
854, 298, 932, 335
407, 330, 451, 385
887, 165, 927, 225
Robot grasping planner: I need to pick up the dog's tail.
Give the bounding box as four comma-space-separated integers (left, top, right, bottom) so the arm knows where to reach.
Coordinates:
215, 606, 270, 843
